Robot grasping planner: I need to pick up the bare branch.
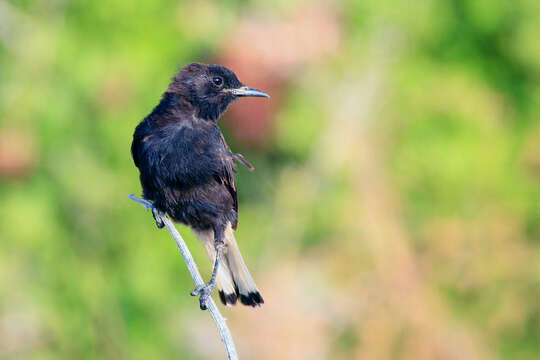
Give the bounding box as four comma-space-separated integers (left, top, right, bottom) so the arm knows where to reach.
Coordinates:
129, 194, 239, 360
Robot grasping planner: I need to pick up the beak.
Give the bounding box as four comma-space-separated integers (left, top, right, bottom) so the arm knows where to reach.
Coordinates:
229, 86, 270, 98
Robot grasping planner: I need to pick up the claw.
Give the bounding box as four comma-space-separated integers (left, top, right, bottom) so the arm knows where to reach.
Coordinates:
190, 284, 204, 296
191, 282, 216, 310
151, 205, 165, 229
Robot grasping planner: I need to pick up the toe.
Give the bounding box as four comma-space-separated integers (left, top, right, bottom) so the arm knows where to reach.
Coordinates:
191, 284, 204, 296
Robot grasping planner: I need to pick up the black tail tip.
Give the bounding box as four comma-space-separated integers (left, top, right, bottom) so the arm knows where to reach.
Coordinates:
218, 290, 264, 307
239, 291, 264, 307
218, 291, 238, 306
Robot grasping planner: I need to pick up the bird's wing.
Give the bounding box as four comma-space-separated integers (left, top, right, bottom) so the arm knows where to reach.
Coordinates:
217, 133, 239, 229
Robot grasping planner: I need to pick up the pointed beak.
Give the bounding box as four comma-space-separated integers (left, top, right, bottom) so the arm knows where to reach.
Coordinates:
229, 86, 270, 98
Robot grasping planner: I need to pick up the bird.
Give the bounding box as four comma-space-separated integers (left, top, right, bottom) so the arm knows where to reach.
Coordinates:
131, 63, 269, 310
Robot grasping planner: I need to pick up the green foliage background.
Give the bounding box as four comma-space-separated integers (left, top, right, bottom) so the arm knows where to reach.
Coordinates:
1, 0, 540, 359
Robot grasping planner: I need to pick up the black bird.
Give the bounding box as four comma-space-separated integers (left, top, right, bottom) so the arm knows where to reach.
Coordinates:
131, 63, 269, 309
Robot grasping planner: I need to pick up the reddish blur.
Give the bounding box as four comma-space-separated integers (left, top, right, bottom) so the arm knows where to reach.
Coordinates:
215, 3, 341, 147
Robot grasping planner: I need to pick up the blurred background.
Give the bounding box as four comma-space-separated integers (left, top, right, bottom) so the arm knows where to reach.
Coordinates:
1, 0, 540, 359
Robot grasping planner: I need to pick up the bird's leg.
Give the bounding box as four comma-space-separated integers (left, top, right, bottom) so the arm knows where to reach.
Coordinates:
191, 225, 226, 310
151, 204, 165, 229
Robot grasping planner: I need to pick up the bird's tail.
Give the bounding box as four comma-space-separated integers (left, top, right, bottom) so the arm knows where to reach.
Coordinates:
193, 223, 264, 307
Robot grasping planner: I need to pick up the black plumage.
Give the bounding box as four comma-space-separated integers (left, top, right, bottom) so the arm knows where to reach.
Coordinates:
131, 63, 268, 309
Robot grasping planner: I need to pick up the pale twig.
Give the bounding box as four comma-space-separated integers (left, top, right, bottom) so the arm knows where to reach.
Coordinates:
129, 194, 239, 360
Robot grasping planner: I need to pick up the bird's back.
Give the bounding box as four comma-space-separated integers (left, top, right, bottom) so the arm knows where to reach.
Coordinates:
131, 111, 238, 225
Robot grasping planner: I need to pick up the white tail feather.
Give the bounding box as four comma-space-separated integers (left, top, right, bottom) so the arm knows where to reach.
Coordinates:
222, 224, 258, 296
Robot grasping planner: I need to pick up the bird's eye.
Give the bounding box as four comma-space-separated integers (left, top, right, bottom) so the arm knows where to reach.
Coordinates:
212, 77, 223, 87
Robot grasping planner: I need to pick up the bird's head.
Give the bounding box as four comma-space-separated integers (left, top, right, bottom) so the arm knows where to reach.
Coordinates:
166, 62, 269, 121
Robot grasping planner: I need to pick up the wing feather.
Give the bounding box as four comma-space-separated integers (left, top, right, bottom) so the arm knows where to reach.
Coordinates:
217, 133, 239, 229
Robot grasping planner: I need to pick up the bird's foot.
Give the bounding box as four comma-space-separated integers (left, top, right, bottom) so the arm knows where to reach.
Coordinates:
191, 281, 217, 310
151, 205, 165, 229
